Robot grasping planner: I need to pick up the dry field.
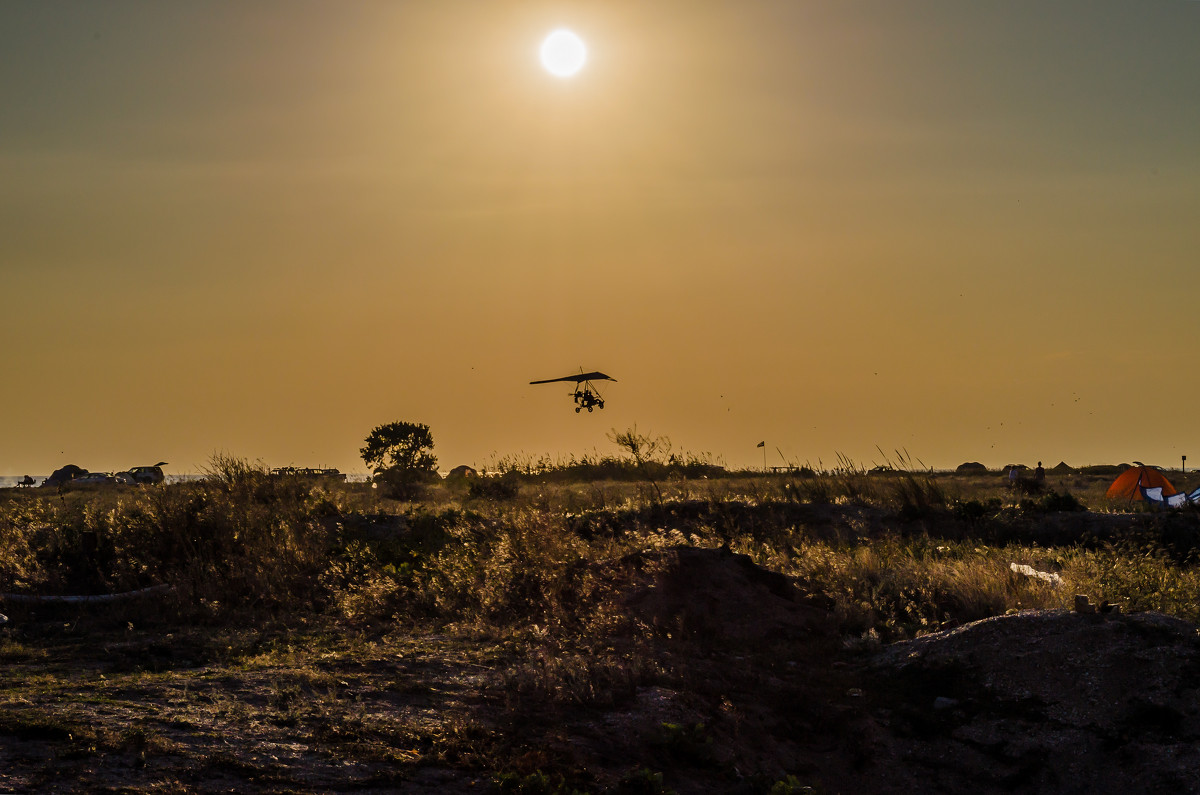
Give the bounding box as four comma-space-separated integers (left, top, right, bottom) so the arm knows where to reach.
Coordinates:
1, 461, 1199, 793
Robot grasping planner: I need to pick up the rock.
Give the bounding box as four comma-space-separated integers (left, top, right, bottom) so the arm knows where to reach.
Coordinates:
861, 610, 1200, 793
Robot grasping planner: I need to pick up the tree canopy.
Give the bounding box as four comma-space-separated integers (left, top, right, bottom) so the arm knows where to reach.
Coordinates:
360, 421, 437, 476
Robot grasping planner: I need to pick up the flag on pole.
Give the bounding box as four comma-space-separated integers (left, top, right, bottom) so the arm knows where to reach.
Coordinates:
756, 441, 765, 448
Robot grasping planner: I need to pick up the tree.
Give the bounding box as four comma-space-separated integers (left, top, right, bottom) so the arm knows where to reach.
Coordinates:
361, 422, 438, 499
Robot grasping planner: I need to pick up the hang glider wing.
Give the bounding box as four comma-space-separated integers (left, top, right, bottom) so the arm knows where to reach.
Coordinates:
530, 371, 616, 385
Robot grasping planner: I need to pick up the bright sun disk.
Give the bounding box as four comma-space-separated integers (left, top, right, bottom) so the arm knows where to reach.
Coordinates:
540, 29, 586, 77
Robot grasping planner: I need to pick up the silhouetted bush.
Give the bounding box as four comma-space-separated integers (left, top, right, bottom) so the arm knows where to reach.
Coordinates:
468, 474, 521, 501
953, 498, 1002, 523
1038, 491, 1087, 513
373, 468, 437, 501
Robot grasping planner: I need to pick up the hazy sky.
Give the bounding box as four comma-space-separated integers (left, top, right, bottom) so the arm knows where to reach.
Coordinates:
3, 1, 1198, 476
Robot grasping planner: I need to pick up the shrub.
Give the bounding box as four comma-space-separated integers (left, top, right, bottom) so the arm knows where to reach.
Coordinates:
953, 498, 1002, 523
0, 455, 341, 620
372, 468, 437, 501
468, 474, 521, 502
1037, 491, 1087, 513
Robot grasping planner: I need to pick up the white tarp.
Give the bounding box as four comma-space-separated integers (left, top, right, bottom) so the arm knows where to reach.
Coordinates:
1140, 485, 1200, 508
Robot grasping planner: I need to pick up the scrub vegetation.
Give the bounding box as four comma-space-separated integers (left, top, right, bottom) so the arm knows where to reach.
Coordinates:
0, 440, 1198, 793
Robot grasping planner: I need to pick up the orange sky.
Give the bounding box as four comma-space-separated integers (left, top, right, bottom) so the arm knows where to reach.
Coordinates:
2, 1, 1199, 476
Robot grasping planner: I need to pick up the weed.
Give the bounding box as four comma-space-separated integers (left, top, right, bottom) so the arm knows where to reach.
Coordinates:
890, 474, 948, 520
609, 426, 672, 508
501, 647, 656, 713
770, 775, 819, 794
0, 637, 44, 663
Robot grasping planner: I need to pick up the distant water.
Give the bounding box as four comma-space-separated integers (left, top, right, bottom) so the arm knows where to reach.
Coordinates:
0, 474, 202, 488
1, 473, 368, 488
0, 475, 48, 488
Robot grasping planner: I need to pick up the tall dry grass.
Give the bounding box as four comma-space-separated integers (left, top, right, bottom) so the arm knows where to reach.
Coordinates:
2, 459, 1199, 641
0, 454, 340, 619
749, 536, 1066, 642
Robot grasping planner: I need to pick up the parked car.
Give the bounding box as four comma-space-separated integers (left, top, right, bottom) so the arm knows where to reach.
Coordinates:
270, 467, 345, 482
73, 472, 133, 486
43, 462, 164, 488
126, 463, 167, 484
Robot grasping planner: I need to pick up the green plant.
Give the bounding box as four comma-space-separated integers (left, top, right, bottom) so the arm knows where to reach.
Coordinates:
770, 775, 818, 794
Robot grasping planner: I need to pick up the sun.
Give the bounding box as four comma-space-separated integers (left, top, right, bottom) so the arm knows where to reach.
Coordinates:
540, 29, 587, 78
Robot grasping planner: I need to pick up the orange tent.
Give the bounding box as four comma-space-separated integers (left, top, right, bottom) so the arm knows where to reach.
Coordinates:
1106, 465, 1177, 501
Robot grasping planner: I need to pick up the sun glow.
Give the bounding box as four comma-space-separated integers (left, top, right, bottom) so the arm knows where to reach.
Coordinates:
540, 29, 586, 78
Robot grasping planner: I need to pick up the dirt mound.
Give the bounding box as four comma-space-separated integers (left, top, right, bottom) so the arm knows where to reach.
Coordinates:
851, 609, 1200, 793
573, 553, 1200, 793
599, 545, 835, 645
